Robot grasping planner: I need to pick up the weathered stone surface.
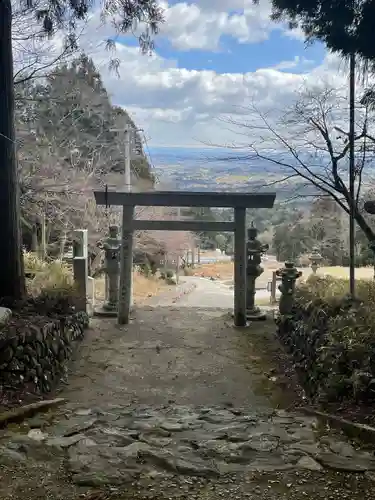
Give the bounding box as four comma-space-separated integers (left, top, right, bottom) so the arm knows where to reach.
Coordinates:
241, 434, 279, 452
329, 440, 356, 457
317, 452, 375, 472
27, 429, 48, 441
0, 307, 12, 326
0, 445, 26, 463
0, 312, 88, 395
46, 434, 86, 448
0, 403, 360, 485
297, 455, 323, 471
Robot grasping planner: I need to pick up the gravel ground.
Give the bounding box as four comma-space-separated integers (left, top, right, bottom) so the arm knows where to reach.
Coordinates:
0, 282, 375, 499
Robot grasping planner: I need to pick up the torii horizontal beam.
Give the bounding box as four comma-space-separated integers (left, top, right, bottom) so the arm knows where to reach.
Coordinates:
94, 190, 276, 208
131, 220, 235, 232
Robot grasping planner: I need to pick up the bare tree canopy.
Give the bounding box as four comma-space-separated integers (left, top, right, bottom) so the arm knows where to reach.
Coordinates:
0, 0, 164, 299
217, 84, 375, 249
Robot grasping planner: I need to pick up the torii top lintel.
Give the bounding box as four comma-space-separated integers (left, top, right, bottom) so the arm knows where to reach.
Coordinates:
94, 190, 276, 209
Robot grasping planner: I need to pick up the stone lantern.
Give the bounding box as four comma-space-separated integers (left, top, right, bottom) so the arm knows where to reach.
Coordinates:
276, 261, 302, 315
246, 223, 269, 320
96, 225, 121, 316
309, 246, 322, 274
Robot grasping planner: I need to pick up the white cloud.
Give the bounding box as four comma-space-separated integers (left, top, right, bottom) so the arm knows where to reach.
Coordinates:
158, 1, 277, 50
91, 42, 352, 146
13, 2, 360, 148
270, 56, 315, 71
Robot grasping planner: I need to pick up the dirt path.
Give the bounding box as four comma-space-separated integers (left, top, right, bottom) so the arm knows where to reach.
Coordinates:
167, 276, 277, 307
1, 285, 375, 499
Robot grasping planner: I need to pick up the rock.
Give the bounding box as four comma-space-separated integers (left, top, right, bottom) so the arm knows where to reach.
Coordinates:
27, 416, 49, 429
161, 421, 186, 432
47, 433, 86, 448
75, 409, 92, 416
27, 429, 48, 441
1, 346, 14, 364
329, 440, 355, 457
0, 445, 26, 463
94, 427, 135, 447
241, 435, 279, 452
288, 427, 315, 442
75, 438, 97, 449
198, 410, 236, 424
246, 455, 294, 472
56, 417, 96, 437
0, 307, 12, 326
174, 455, 220, 477
288, 442, 321, 457
297, 456, 323, 471
317, 452, 373, 472
121, 441, 158, 459
139, 434, 173, 447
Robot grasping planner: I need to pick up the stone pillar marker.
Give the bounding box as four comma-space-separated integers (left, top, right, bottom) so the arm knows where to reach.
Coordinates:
72, 229, 88, 314
309, 246, 323, 274
95, 225, 121, 317
246, 223, 269, 321
276, 261, 302, 315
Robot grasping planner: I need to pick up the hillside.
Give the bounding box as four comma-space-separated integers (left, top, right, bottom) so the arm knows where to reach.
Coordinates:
17, 53, 155, 256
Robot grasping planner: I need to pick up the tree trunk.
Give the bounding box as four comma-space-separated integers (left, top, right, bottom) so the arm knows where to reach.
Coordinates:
0, 0, 25, 299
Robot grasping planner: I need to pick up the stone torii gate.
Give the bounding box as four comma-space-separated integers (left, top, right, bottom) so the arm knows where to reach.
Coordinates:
94, 189, 276, 326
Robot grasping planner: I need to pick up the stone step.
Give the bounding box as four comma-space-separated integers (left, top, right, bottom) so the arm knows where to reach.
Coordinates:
2, 404, 374, 488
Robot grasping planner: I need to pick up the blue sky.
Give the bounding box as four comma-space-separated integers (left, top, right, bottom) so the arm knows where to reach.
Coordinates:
120, 26, 325, 75
98, 1, 341, 147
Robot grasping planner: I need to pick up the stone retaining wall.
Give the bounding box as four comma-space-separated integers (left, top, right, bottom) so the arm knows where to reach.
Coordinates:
0, 311, 89, 394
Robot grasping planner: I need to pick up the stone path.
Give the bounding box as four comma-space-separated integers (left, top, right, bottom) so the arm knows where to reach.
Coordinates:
156, 276, 278, 309
0, 285, 375, 499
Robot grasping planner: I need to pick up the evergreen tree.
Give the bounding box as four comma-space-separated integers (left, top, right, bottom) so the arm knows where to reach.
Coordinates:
255, 0, 375, 63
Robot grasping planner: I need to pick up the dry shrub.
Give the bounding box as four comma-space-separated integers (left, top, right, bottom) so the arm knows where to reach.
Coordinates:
278, 275, 375, 404
24, 251, 75, 297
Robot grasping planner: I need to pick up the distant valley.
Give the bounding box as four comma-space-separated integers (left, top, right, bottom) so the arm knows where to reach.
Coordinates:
148, 146, 312, 200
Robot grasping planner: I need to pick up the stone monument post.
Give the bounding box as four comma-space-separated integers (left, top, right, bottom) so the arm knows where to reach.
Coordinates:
72, 229, 88, 314
276, 261, 302, 315
246, 223, 269, 321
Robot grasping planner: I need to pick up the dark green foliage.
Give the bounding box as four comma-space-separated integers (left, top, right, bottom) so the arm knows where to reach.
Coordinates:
29, 0, 163, 55
277, 275, 375, 403
256, 0, 375, 64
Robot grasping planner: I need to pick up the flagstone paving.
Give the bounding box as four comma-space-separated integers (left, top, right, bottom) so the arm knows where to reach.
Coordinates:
0, 283, 374, 499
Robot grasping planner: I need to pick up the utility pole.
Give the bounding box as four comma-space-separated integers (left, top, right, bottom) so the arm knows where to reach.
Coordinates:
349, 52, 356, 298
123, 125, 133, 312
124, 125, 131, 192
111, 125, 134, 318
